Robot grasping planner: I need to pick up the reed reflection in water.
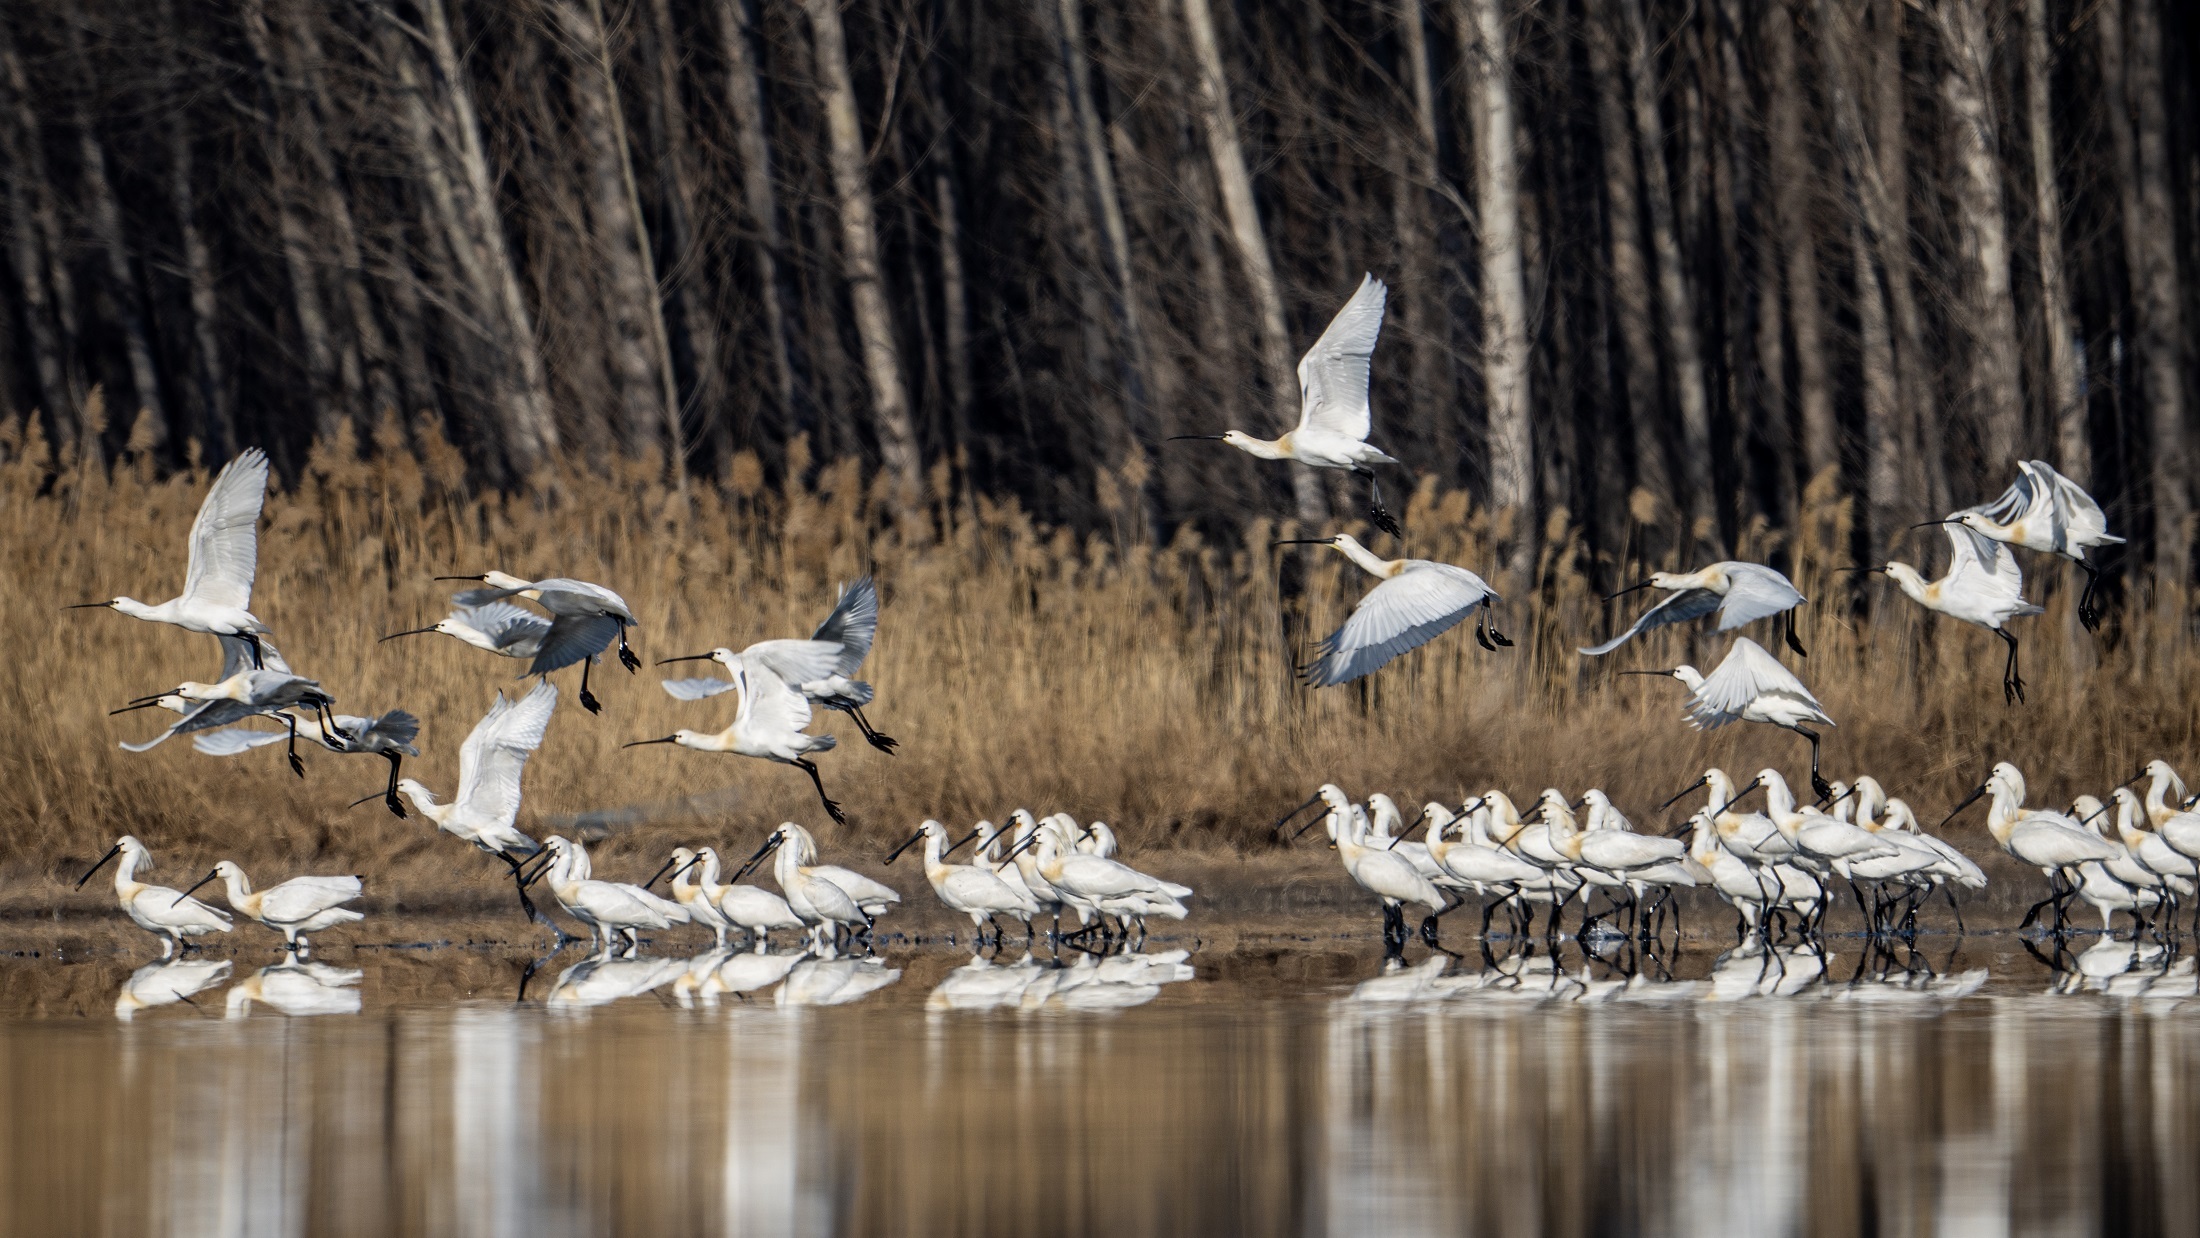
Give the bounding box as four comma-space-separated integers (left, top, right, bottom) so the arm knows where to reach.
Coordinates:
0, 945, 2195, 1235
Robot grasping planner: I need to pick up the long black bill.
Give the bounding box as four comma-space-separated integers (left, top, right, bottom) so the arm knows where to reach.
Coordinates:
1269, 539, 1335, 548
942, 828, 982, 858
644, 855, 682, 888
1907, 520, 1963, 530
622, 736, 679, 749
64, 601, 116, 610
2121, 770, 2151, 789
379, 627, 438, 642
883, 831, 925, 865
432, 574, 487, 582
1616, 669, 1677, 679
1660, 776, 1710, 810
655, 653, 717, 666
1603, 580, 1655, 601
77, 843, 123, 888
1292, 811, 1334, 841
1709, 777, 1764, 817
1273, 793, 1324, 840
731, 835, 782, 882
1165, 434, 1225, 442
345, 789, 386, 809
1937, 783, 1990, 832
108, 700, 166, 716
174, 869, 219, 909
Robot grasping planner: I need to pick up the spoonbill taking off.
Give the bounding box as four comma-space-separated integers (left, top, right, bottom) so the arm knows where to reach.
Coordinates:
434, 572, 638, 714
624, 661, 846, 824
396, 681, 559, 922
77, 836, 232, 958
112, 668, 343, 777
1271, 533, 1507, 686
1169, 274, 1405, 537
1948, 460, 2122, 630
67, 447, 274, 667
1859, 522, 2043, 704
1582, 562, 1808, 658
657, 576, 896, 754
1620, 637, 1837, 801
175, 861, 364, 955
380, 600, 550, 662
201, 708, 421, 818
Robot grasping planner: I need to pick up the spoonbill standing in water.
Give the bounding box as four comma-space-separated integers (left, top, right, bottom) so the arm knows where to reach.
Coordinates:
433, 572, 639, 713
1169, 274, 1406, 536
67, 447, 274, 667
77, 836, 232, 958
1941, 762, 2118, 931
536, 836, 690, 956
656, 576, 896, 753
175, 861, 364, 955
1271, 533, 1507, 686
1582, 561, 1808, 657
380, 600, 550, 662
624, 661, 846, 824
1307, 784, 1444, 949
1620, 637, 1837, 801
1946, 460, 2122, 630
1856, 522, 2042, 703
395, 681, 559, 922
888, 819, 1038, 948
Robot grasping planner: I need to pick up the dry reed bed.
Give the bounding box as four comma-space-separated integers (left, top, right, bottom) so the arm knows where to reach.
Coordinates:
2, 415, 2194, 913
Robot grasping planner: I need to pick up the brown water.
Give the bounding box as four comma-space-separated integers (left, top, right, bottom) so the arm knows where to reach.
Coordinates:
2, 933, 2197, 1237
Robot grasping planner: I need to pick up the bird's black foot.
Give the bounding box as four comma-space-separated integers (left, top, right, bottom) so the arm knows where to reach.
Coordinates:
822, 796, 847, 825
1476, 624, 1496, 651
579, 689, 603, 715
1811, 773, 1835, 803
1368, 504, 1403, 539
1420, 915, 1442, 946
288, 752, 306, 778
1785, 625, 1809, 659
618, 642, 641, 674
383, 793, 407, 820
1488, 624, 1514, 648
865, 731, 899, 755
2079, 604, 2102, 632
2004, 675, 2026, 706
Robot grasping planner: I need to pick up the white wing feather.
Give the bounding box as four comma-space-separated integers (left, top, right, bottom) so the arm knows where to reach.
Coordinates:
1305, 562, 1495, 687
1941, 522, 2034, 610
1295, 274, 1386, 441
455, 681, 558, 826
739, 640, 846, 692
1716, 564, 1806, 629
661, 676, 737, 701
181, 448, 269, 611
1686, 638, 1826, 728
735, 663, 815, 737
256, 876, 363, 924
2027, 459, 2122, 548
811, 577, 880, 676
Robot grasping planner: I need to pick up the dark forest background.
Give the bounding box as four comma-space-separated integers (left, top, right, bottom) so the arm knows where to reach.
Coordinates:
1, 0, 2194, 585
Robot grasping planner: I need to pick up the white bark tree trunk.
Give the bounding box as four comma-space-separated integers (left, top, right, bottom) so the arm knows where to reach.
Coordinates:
1462, 0, 1535, 575
1934, 0, 2025, 480
2022, 0, 2084, 481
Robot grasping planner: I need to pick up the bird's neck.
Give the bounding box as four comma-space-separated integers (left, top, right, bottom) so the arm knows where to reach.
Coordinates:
1333, 539, 1398, 579
697, 855, 723, 892
1885, 565, 1933, 606
1984, 789, 2024, 842
2147, 773, 2184, 824
222, 873, 254, 905
922, 833, 949, 877
111, 597, 161, 620
1227, 433, 1291, 461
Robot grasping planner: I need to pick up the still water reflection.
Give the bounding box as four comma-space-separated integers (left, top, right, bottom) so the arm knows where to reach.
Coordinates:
2, 938, 2197, 1236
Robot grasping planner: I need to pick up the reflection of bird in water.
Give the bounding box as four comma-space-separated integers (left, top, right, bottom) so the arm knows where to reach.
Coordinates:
545, 955, 686, 1010
711, 948, 807, 1003
224, 961, 363, 1017
776, 957, 900, 1007
927, 953, 1043, 1012
114, 958, 232, 1021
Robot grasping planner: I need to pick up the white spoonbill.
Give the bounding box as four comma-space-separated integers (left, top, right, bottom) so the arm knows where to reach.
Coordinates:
435, 571, 639, 713
657, 577, 895, 753
1169, 273, 1406, 535
77, 836, 231, 958
1947, 459, 2122, 629
203, 708, 422, 817
176, 861, 364, 954
887, 819, 1038, 947
2129, 759, 2190, 830
1016, 826, 1190, 942
67, 447, 273, 665
397, 680, 558, 922
692, 846, 804, 951
654, 847, 735, 947
1859, 522, 2043, 703
538, 836, 690, 956
1582, 561, 1808, 657
112, 668, 344, 777
1621, 637, 1837, 800
1270, 533, 1507, 686
380, 599, 550, 662
1313, 784, 1443, 948
625, 660, 845, 823
1942, 762, 2118, 931
734, 822, 878, 949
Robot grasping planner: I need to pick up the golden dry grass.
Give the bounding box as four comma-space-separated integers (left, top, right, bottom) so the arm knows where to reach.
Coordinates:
3, 411, 2196, 914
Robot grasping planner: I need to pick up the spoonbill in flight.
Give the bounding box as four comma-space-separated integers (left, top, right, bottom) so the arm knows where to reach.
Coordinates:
1170, 274, 1406, 537
395, 681, 559, 923
175, 861, 364, 955
67, 447, 274, 667
112, 667, 344, 777
624, 661, 846, 824
1272, 533, 1507, 686
1620, 637, 1837, 801
1582, 561, 1808, 657
657, 576, 896, 753
1945, 460, 2122, 630
380, 600, 550, 662
206, 708, 421, 817
434, 572, 638, 713
1857, 522, 2043, 703
77, 836, 232, 958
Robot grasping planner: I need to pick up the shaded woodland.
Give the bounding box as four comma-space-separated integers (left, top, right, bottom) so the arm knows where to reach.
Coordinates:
1, 0, 2195, 587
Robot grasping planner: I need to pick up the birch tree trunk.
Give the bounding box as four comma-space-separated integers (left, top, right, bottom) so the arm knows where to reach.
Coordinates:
1766, 1, 1835, 492
0, 22, 80, 445
2021, 0, 2084, 481
1933, 0, 2024, 480
717, 0, 799, 439
803, 0, 924, 502
2098, 0, 2190, 585
1179, 0, 1328, 530
1462, 0, 1535, 575
641, 0, 723, 461
1621, 0, 1711, 541
1873, 0, 1947, 516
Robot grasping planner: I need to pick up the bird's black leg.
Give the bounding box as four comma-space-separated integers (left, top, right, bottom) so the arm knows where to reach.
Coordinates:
243, 630, 266, 669
1784, 608, 1809, 659
618, 624, 640, 673
1945, 884, 1966, 935
578, 656, 602, 715
499, 852, 547, 928
285, 714, 306, 778
2076, 562, 2102, 631
382, 751, 406, 818
794, 758, 846, 824
1357, 468, 1404, 539
1475, 617, 1496, 651
848, 705, 898, 755
1795, 726, 1832, 802
1997, 628, 2026, 705
1485, 605, 1514, 648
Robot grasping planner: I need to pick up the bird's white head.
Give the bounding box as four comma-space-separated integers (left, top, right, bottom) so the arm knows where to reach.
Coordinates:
1422, 802, 1456, 832
395, 778, 439, 813
1988, 762, 2026, 801
1317, 784, 1352, 813
1879, 561, 1928, 599
480, 570, 532, 591
1670, 666, 1706, 692
1881, 800, 1918, 832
